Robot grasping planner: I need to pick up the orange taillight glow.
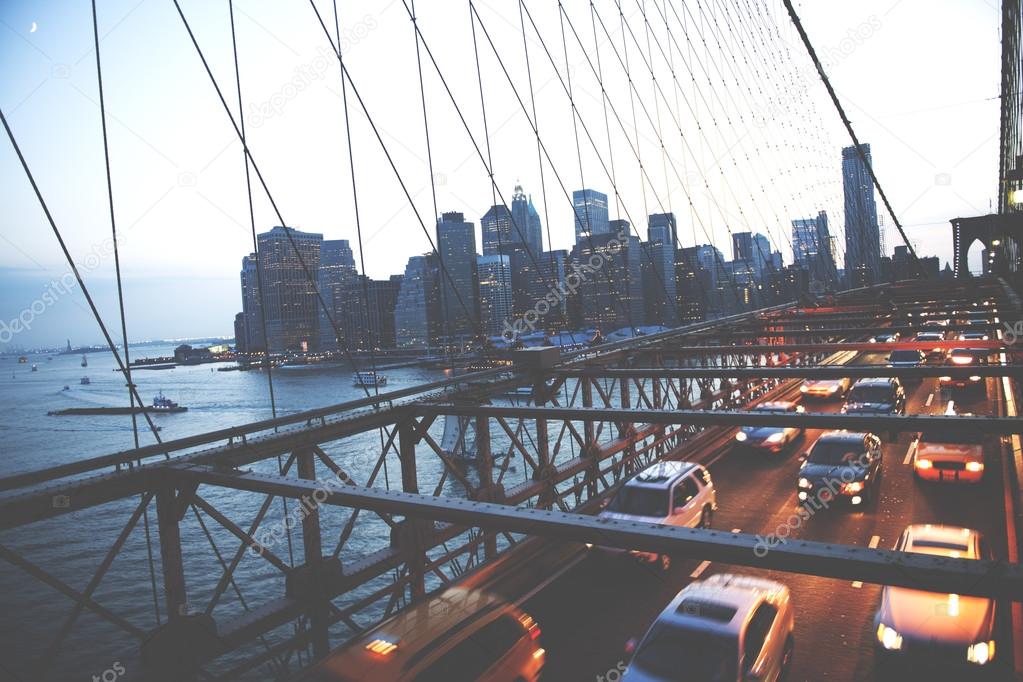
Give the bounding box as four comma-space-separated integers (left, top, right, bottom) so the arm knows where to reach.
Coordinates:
519, 614, 542, 640
951, 355, 974, 365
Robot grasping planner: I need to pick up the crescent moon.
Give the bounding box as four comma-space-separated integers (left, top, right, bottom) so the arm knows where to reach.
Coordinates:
29, 22, 37, 33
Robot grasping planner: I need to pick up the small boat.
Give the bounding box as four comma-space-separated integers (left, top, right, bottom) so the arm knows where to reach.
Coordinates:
62, 385, 70, 391
17, 356, 27, 364
353, 371, 388, 387
150, 392, 187, 413
81, 354, 88, 368
31, 364, 38, 372
80, 376, 90, 385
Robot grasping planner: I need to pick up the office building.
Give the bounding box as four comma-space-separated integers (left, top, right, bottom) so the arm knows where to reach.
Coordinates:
573, 188, 610, 242
477, 255, 514, 337
842, 144, 881, 286
511, 183, 544, 257
394, 254, 442, 349
436, 211, 479, 341
256, 226, 323, 353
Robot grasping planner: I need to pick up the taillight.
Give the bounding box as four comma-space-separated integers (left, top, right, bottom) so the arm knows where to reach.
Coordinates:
520, 614, 542, 640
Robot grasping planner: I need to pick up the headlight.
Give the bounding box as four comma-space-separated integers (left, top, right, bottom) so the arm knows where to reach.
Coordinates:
843, 481, 864, 494
966, 461, 984, 472
800, 384, 809, 393
877, 624, 903, 650
829, 384, 839, 393
967, 640, 995, 665
735, 431, 748, 442
970, 375, 981, 382
915, 458, 933, 469
940, 376, 952, 381
798, 477, 811, 488
765, 432, 785, 443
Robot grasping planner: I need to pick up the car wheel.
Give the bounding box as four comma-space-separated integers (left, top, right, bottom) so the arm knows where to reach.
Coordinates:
700, 506, 713, 529
659, 554, 671, 571
780, 635, 795, 678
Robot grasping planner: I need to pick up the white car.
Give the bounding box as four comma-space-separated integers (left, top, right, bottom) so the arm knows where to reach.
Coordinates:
624, 574, 795, 682
800, 377, 851, 400
734, 401, 805, 453
874, 525, 997, 673
595, 461, 716, 570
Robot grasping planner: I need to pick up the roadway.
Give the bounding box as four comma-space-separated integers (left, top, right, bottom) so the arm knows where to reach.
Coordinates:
518, 350, 1015, 681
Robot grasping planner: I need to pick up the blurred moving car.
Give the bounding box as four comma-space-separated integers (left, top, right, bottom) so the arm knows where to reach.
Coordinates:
913, 331, 948, 362
959, 331, 990, 341
800, 377, 851, 400
870, 332, 901, 343
299, 587, 544, 681
913, 426, 985, 483
874, 525, 997, 672
594, 461, 716, 569
797, 431, 883, 507
623, 573, 794, 682
886, 349, 925, 383
939, 348, 989, 396
734, 401, 805, 453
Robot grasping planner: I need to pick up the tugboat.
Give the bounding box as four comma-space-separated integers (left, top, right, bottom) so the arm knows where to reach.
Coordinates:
150, 392, 187, 413
81, 354, 88, 368
80, 376, 90, 385
18, 356, 27, 364
352, 371, 388, 388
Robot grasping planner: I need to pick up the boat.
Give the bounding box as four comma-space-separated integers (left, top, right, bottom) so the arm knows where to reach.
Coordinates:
31, 364, 38, 372
17, 356, 27, 364
80, 377, 90, 385
81, 354, 88, 368
353, 371, 388, 387
151, 392, 187, 413
62, 385, 70, 391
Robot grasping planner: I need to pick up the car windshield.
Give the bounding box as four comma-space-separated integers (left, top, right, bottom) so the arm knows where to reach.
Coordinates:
808, 441, 866, 465
606, 486, 669, 517
847, 386, 892, 404
632, 625, 738, 681
917, 333, 942, 340
888, 351, 921, 362
920, 429, 983, 445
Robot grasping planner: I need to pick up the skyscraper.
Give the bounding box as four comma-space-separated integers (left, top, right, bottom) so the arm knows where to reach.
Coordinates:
481, 204, 520, 256
477, 255, 514, 337
317, 239, 358, 351
510, 183, 543, 257
256, 226, 322, 353
436, 211, 479, 341
239, 253, 265, 352
573, 232, 643, 331
842, 144, 881, 287
792, 210, 837, 291
732, 231, 770, 280
394, 254, 442, 349
573, 188, 610, 242
648, 212, 678, 249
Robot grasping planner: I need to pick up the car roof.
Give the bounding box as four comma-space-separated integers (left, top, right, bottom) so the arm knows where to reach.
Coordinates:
626, 460, 699, 489
902, 524, 980, 558
754, 400, 796, 411
851, 377, 896, 388
815, 430, 868, 444
658, 574, 787, 636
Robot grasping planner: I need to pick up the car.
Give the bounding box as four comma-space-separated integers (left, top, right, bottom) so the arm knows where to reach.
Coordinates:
874, 525, 997, 673
959, 331, 990, 341
886, 349, 925, 383
800, 377, 851, 400
870, 332, 901, 343
842, 377, 906, 416
939, 348, 989, 395
913, 331, 947, 362
734, 401, 805, 453
913, 425, 985, 483
595, 461, 716, 569
967, 318, 990, 327
797, 431, 883, 508
298, 587, 544, 681
623, 573, 794, 682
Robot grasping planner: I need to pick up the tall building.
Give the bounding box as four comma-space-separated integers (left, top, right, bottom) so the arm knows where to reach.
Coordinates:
481, 204, 522, 256
510, 183, 544, 257
792, 211, 837, 291
346, 275, 402, 350
573, 188, 610, 242
573, 232, 643, 332
732, 231, 770, 280
394, 254, 442, 349
842, 144, 881, 286
317, 239, 358, 351
648, 212, 678, 248
256, 226, 322, 353
233, 312, 247, 353
436, 211, 479, 341
239, 253, 265, 352
477, 255, 514, 337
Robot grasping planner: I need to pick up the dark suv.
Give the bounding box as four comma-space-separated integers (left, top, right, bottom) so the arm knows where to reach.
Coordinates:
842, 377, 906, 415
797, 431, 883, 508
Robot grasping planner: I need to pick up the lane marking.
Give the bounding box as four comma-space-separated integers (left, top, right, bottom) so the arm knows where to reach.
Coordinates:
852, 536, 881, 588
925, 392, 934, 407
690, 560, 711, 579
903, 441, 917, 465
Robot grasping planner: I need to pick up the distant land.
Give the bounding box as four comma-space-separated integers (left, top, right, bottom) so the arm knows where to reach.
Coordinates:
0, 336, 234, 356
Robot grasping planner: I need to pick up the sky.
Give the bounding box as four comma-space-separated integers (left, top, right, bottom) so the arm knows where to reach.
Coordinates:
0, 0, 1003, 349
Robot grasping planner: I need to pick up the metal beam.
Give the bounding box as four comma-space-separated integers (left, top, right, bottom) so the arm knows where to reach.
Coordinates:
171, 465, 1023, 601
555, 366, 1023, 379
421, 405, 1023, 434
